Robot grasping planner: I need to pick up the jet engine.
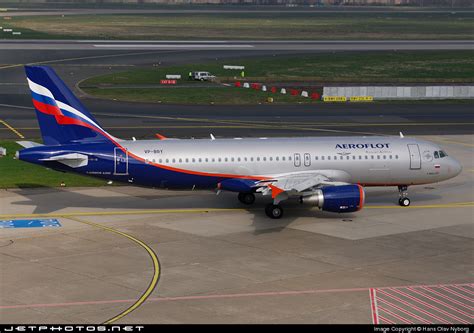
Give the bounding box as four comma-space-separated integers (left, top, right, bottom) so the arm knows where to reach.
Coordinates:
299, 184, 365, 213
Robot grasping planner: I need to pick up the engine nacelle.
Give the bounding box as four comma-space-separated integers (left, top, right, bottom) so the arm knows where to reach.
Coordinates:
299, 184, 365, 213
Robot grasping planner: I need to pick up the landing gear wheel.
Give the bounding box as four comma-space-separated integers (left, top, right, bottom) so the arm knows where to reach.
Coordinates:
399, 197, 411, 207
238, 193, 255, 205
265, 204, 284, 219
397, 185, 410, 207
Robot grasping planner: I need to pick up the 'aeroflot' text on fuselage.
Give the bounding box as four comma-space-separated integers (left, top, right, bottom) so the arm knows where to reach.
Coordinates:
336, 143, 390, 149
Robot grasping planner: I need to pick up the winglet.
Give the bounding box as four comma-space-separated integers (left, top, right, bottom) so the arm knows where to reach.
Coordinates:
210, 133, 216, 140
399, 132, 404, 138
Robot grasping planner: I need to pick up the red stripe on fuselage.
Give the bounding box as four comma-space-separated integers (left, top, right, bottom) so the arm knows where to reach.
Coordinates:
32, 99, 62, 116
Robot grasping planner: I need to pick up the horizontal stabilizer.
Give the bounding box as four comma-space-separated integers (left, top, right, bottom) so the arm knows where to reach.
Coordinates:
39, 153, 88, 168
16, 141, 44, 148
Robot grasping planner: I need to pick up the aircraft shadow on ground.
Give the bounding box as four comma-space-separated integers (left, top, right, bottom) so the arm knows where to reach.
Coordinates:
9, 185, 443, 234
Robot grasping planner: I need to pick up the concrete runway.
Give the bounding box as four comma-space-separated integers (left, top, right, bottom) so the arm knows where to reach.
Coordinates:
2, 40, 473, 51
0, 46, 473, 324
0, 134, 472, 324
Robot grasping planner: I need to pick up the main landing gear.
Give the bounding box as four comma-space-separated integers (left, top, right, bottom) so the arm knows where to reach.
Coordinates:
265, 204, 284, 219
237, 192, 283, 219
238, 192, 255, 205
398, 185, 411, 207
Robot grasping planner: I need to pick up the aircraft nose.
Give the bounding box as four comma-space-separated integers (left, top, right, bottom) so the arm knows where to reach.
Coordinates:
450, 157, 463, 177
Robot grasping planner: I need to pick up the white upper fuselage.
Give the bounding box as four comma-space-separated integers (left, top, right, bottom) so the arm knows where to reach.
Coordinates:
121, 135, 462, 186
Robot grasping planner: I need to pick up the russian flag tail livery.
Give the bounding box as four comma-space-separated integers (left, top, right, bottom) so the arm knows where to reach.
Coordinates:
25, 65, 114, 146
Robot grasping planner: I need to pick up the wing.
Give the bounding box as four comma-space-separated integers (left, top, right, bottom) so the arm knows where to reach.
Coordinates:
255, 170, 351, 203
218, 170, 364, 212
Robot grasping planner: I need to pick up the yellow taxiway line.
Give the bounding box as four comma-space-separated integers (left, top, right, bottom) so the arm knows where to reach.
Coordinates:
65, 216, 161, 325
0, 119, 24, 139
365, 202, 474, 209
0, 208, 244, 220
0, 203, 472, 220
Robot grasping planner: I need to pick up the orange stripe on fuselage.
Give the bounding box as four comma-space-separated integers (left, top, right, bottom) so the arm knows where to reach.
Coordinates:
357, 184, 364, 211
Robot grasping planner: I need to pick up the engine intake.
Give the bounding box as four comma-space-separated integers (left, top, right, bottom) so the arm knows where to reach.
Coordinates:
300, 184, 365, 213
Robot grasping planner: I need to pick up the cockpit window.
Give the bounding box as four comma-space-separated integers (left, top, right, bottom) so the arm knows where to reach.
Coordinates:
434, 151, 439, 159
439, 150, 448, 158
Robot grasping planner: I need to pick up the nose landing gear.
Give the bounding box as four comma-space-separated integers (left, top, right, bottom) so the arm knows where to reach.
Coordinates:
398, 185, 411, 207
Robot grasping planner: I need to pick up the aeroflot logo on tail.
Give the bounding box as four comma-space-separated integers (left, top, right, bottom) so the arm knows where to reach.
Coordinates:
336, 143, 390, 149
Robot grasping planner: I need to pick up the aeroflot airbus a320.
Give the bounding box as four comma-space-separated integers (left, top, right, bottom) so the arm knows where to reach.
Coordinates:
16, 66, 462, 218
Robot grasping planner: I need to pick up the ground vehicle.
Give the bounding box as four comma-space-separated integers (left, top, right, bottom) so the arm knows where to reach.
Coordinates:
192, 71, 216, 81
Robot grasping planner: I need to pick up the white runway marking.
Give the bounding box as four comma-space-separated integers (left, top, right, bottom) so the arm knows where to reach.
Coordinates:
94, 44, 254, 49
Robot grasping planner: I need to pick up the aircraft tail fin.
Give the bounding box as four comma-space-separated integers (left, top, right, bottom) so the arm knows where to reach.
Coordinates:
25, 65, 114, 146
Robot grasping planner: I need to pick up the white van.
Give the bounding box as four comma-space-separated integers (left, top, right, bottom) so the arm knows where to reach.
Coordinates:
192, 71, 216, 81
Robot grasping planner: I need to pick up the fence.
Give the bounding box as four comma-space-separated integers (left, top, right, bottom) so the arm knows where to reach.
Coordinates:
323, 86, 474, 100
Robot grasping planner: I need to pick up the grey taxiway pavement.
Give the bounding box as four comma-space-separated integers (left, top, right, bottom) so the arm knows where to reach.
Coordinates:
0, 46, 472, 324
0, 134, 473, 324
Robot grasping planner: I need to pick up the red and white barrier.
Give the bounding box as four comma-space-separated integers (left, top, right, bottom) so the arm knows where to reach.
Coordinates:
234, 81, 322, 101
